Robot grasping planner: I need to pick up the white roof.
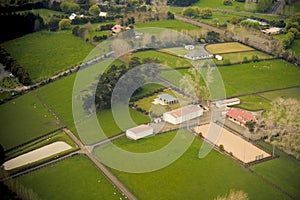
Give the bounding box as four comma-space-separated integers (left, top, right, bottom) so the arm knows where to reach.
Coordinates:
99, 12, 107, 17
165, 105, 203, 118
127, 124, 153, 134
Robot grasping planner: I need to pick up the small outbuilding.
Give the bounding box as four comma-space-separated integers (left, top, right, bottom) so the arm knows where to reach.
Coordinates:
158, 94, 178, 105
111, 24, 123, 34
126, 124, 153, 140
185, 45, 195, 50
215, 98, 240, 108
261, 27, 282, 35
163, 104, 203, 125
215, 55, 223, 61
69, 13, 77, 20
99, 12, 108, 17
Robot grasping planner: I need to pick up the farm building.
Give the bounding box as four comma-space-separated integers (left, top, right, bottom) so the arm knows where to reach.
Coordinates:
163, 104, 203, 125
215, 98, 240, 108
184, 51, 213, 60
215, 55, 223, 61
261, 27, 282, 35
226, 108, 256, 127
126, 124, 153, 140
69, 13, 77, 20
99, 12, 108, 17
185, 45, 195, 50
158, 94, 178, 105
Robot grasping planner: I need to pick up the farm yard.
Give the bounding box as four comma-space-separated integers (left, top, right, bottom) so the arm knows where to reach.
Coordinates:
1, 2, 300, 199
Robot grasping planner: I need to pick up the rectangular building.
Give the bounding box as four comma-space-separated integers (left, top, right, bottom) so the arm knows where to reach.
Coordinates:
126, 124, 153, 140
163, 104, 203, 125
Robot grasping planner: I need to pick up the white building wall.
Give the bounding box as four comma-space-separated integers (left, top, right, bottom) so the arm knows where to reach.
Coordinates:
126, 129, 153, 140
163, 109, 203, 125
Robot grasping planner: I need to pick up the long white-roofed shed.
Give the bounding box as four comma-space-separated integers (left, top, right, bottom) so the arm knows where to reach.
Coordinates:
163, 104, 203, 125
126, 124, 153, 140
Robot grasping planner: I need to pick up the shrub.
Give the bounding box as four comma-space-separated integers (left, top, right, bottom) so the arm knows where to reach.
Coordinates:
223, 0, 233, 6
219, 144, 224, 151
58, 19, 71, 30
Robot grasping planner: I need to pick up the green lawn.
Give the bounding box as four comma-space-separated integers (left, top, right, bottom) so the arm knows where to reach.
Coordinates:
135, 20, 201, 31
233, 95, 271, 111
17, 9, 64, 23
2, 31, 94, 82
215, 51, 273, 65
219, 59, 300, 97
259, 87, 300, 101
0, 77, 22, 89
251, 141, 300, 199
0, 92, 60, 150
132, 50, 192, 68
14, 155, 123, 200
194, 0, 247, 11
205, 42, 254, 54
97, 131, 292, 200
291, 39, 300, 55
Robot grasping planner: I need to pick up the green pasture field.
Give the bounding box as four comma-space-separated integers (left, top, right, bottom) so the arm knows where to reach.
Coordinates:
132, 50, 192, 68
0, 92, 60, 151
205, 42, 254, 54
291, 39, 300, 55
2, 31, 94, 83
251, 141, 300, 199
14, 155, 123, 200
97, 131, 291, 200
17, 9, 63, 23
233, 95, 271, 111
193, 0, 247, 11
135, 20, 201, 31
132, 83, 165, 100
5, 131, 76, 161
219, 59, 300, 97
215, 51, 273, 65
259, 87, 300, 101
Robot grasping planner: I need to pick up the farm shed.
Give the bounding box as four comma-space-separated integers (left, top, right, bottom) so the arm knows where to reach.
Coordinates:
126, 124, 153, 140
215, 55, 223, 61
158, 94, 178, 105
163, 104, 203, 125
261, 27, 282, 35
226, 108, 256, 127
215, 98, 240, 108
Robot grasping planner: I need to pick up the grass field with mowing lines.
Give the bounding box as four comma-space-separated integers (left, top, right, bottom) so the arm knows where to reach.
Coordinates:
0, 92, 60, 150
100, 131, 291, 200
193, 0, 247, 11
15, 155, 123, 200
2, 31, 94, 82
205, 42, 254, 54
251, 141, 300, 199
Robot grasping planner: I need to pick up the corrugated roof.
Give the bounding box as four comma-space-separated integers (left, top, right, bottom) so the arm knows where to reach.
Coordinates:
226, 108, 256, 125
127, 124, 153, 134
165, 104, 202, 118
158, 94, 177, 101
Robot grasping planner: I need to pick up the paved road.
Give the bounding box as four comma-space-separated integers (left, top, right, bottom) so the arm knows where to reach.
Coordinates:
270, 0, 282, 14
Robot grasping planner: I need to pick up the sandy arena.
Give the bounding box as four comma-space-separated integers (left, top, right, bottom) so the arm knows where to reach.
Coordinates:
194, 123, 270, 163
3, 141, 72, 170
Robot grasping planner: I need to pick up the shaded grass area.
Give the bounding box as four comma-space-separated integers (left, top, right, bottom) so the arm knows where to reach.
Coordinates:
291, 39, 300, 55
193, 0, 247, 11
219, 59, 300, 97
135, 20, 201, 31
105, 131, 291, 200
0, 92, 60, 151
17, 9, 64, 23
251, 141, 300, 199
2, 31, 94, 82
14, 155, 123, 200
205, 42, 254, 54
259, 87, 300, 101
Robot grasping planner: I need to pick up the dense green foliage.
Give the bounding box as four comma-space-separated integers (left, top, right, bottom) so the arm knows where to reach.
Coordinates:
167, 0, 198, 6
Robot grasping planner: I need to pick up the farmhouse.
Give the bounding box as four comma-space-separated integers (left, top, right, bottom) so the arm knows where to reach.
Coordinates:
184, 51, 213, 60
126, 124, 153, 140
163, 104, 203, 125
111, 24, 123, 34
261, 27, 282, 35
226, 108, 256, 127
215, 98, 240, 108
99, 12, 108, 17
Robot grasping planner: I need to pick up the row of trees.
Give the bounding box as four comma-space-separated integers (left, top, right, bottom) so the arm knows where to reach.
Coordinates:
183, 7, 213, 19
0, 47, 31, 85
0, 12, 44, 43
167, 0, 198, 6
83, 57, 161, 112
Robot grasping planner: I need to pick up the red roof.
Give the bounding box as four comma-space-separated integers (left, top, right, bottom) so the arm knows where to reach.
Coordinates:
226, 108, 256, 125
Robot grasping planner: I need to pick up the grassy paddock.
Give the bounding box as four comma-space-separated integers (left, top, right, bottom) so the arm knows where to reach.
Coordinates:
135, 20, 201, 31
13, 155, 123, 200
291, 39, 300, 55
17, 9, 64, 23
0, 92, 60, 151
259, 87, 300, 101
193, 0, 247, 11
215, 51, 273, 65
205, 42, 254, 54
101, 131, 291, 200
251, 141, 300, 199
219, 59, 300, 97
233, 95, 271, 111
2, 31, 94, 82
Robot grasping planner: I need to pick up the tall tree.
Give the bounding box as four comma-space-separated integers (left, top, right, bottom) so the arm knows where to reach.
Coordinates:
257, 0, 273, 13
89, 4, 101, 17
